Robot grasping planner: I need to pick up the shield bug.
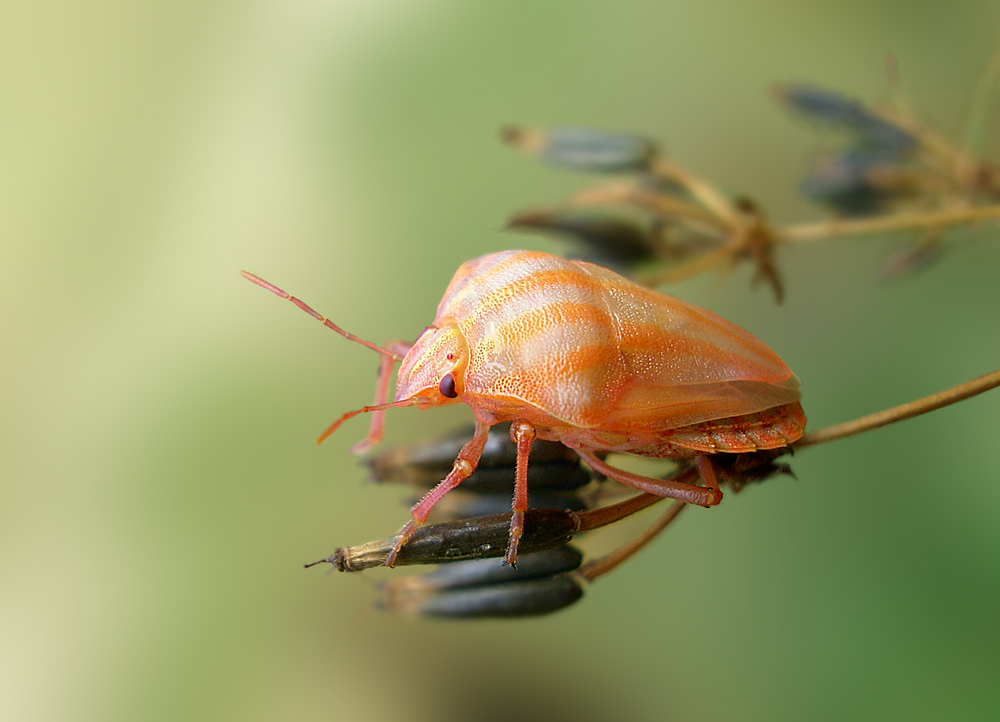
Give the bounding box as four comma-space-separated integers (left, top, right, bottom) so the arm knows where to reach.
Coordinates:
242, 250, 806, 566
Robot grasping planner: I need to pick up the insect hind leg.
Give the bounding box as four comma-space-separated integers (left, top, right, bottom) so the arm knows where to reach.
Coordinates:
576, 449, 723, 507
694, 456, 722, 504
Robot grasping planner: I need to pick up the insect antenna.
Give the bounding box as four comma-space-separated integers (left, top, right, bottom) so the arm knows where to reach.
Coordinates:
317, 398, 421, 445
240, 271, 404, 361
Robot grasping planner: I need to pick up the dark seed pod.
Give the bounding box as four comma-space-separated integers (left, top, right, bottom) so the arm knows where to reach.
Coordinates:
313, 508, 581, 572
774, 84, 916, 154
372, 459, 592, 492
799, 150, 907, 216
380, 574, 585, 618
501, 125, 657, 174
381, 546, 585, 594
506, 208, 658, 270
429, 490, 591, 522
445, 463, 593, 494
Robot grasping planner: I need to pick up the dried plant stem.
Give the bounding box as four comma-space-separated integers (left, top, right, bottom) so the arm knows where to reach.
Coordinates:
961, 53, 1000, 162
649, 156, 741, 227
629, 189, 732, 235
638, 203, 1000, 291
880, 108, 969, 170
796, 367, 1000, 448
577, 501, 686, 581
639, 246, 733, 285
570, 183, 730, 235
778, 204, 1000, 243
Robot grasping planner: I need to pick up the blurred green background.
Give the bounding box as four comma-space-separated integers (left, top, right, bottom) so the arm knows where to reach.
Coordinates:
3, 1, 1000, 721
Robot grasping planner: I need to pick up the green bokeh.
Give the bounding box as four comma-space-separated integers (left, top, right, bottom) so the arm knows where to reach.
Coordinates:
3, 2, 999, 721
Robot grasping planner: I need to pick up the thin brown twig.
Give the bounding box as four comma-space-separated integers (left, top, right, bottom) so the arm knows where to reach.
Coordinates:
631, 202, 1000, 295
638, 245, 733, 285
628, 188, 733, 235
573, 476, 689, 531
960, 52, 1000, 165
570, 183, 731, 235
777, 204, 1000, 243
577, 501, 686, 581
877, 106, 970, 170
796, 367, 1000, 448
649, 156, 742, 227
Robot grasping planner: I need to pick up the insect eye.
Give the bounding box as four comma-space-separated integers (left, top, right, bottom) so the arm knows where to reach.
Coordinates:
439, 373, 458, 398
446, 353, 455, 361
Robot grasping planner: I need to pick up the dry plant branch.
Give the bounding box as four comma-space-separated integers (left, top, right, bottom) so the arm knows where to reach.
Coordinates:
796, 366, 1000, 447
778, 204, 1000, 244
503, 69, 1000, 299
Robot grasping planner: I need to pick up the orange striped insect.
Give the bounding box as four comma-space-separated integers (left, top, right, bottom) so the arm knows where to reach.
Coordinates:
242, 250, 806, 566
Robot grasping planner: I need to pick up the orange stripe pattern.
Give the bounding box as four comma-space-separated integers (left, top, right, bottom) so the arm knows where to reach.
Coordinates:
404, 250, 805, 455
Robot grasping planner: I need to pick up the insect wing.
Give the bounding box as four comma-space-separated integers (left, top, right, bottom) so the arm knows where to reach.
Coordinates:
576, 260, 801, 430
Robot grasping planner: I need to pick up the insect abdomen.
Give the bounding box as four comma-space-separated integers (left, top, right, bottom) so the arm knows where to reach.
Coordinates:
640, 401, 807, 456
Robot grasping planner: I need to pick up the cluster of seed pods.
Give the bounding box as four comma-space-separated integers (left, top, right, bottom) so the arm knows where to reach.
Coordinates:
306, 423, 794, 618
313, 423, 597, 618
774, 85, 919, 217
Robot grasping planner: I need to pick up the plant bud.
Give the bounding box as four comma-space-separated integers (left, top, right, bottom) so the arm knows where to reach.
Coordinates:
501, 125, 657, 173
507, 208, 657, 269
774, 84, 916, 153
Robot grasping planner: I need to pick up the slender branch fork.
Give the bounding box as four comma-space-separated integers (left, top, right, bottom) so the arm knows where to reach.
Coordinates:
561, 145, 1000, 293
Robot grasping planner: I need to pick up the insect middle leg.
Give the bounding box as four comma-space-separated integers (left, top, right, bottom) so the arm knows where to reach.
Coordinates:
576, 449, 723, 507
505, 422, 537, 567
385, 420, 492, 567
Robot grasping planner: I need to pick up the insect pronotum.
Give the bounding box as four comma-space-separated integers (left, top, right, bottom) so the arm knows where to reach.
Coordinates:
242, 250, 806, 566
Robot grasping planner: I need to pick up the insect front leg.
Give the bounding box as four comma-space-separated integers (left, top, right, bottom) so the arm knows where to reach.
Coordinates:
505, 422, 537, 567
385, 420, 493, 567
351, 339, 413, 455
576, 449, 724, 507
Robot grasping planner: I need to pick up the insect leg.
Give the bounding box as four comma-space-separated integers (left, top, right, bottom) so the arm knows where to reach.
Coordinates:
576, 449, 723, 507
351, 339, 413, 455
505, 422, 537, 567
694, 455, 722, 502
385, 421, 493, 567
